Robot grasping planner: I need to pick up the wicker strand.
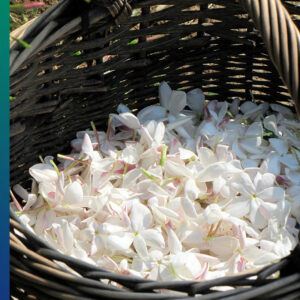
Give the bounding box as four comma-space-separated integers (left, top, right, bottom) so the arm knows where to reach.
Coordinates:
240, 0, 300, 115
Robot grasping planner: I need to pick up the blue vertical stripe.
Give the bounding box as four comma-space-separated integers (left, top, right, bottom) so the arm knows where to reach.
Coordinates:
0, 0, 10, 299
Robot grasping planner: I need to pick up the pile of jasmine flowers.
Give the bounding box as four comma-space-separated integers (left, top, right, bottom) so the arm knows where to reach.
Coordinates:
12, 82, 300, 282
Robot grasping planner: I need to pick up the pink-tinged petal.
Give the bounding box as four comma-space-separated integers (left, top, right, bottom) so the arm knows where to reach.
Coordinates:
24, 2, 45, 9
166, 226, 182, 254
209, 236, 239, 259
141, 229, 165, 248
133, 234, 148, 258
64, 181, 84, 206
117, 112, 141, 129
130, 203, 153, 231
257, 187, 284, 203
29, 163, 58, 183
106, 232, 134, 251
137, 105, 166, 124
159, 81, 172, 109
169, 90, 187, 115
187, 88, 205, 113
269, 138, 288, 155
81, 133, 94, 156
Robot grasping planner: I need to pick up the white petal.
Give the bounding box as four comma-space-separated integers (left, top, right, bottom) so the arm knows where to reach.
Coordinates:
225, 199, 249, 218
197, 147, 217, 165
167, 226, 182, 254
159, 81, 172, 109
184, 179, 199, 201
209, 236, 239, 259
130, 203, 153, 231
179, 148, 196, 160
141, 229, 165, 248
257, 187, 284, 202
82, 133, 94, 156
154, 122, 165, 144
137, 105, 166, 124
182, 197, 198, 218
134, 235, 148, 258
187, 88, 205, 113
165, 160, 192, 178
203, 204, 223, 224
117, 112, 141, 129
169, 90, 187, 115
197, 163, 227, 182
64, 181, 84, 206
106, 233, 134, 251
29, 163, 58, 183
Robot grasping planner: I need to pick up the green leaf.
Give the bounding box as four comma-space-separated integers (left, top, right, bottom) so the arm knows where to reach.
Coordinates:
71, 50, 82, 56
10, 96, 16, 101
128, 38, 138, 46
11, 36, 31, 49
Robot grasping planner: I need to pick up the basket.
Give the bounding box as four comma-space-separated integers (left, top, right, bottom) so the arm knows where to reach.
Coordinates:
10, 0, 300, 299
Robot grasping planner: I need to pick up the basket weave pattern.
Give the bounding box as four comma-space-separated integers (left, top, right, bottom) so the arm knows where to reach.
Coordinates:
10, 0, 300, 299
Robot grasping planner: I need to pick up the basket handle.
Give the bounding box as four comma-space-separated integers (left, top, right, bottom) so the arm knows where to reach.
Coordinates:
240, 0, 300, 115
100, 0, 132, 24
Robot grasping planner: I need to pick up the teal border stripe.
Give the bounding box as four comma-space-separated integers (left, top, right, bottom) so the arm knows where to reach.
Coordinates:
0, 0, 10, 299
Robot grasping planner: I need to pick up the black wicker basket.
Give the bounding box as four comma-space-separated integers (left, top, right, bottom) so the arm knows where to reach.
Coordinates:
10, 0, 300, 299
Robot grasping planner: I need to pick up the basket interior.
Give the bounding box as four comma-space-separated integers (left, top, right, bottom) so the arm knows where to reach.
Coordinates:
10, 0, 300, 185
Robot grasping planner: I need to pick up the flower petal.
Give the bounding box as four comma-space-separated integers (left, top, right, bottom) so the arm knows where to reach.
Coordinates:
64, 181, 84, 206
29, 163, 58, 183
169, 90, 187, 115
159, 81, 172, 109
134, 234, 149, 258
187, 88, 205, 113
117, 112, 141, 129
137, 105, 167, 124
